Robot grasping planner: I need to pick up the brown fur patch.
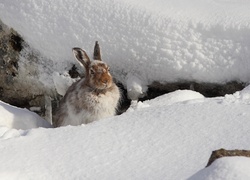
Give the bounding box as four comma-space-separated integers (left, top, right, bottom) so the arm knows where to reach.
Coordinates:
90, 63, 112, 89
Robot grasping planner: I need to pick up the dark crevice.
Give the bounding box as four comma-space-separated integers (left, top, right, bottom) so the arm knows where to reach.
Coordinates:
9, 32, 23, 52
138, 81, 246, 102
68, 64, 80, 78
117, 81, 247, 112
116, 82, 131, 114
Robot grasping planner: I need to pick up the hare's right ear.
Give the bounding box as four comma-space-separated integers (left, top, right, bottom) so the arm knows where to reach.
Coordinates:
93, 41, 102, 61
72, 47, 91, 69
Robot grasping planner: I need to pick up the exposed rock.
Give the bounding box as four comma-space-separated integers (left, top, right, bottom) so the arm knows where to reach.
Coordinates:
206, 148, 250, 167
0, 19, 59, 121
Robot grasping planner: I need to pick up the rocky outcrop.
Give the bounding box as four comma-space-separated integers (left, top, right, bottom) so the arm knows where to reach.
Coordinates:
0, 19, 59, 121
206, 148, 250, 167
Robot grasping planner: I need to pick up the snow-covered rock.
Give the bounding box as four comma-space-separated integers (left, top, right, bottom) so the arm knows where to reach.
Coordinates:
0, 19, 57, 112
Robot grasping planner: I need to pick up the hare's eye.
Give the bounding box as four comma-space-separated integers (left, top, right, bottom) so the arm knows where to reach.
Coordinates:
90, 69, 95, 75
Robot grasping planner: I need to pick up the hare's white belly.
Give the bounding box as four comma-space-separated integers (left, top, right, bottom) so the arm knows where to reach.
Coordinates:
61, 90, 119, 126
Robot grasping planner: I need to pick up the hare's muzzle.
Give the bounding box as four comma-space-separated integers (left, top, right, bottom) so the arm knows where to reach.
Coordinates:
100, 73, 112, 87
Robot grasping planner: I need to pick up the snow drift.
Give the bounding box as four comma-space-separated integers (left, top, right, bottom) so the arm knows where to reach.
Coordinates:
0, 101, 52, 131
0, 0, 250, 95
1, 87, 250, 179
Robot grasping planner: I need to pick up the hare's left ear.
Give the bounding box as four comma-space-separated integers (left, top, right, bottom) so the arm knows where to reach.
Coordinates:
72, 47, 91, 69
93, 41, 102, 61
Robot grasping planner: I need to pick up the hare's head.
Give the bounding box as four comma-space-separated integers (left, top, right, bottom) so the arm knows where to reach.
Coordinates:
72, 41, 113, 90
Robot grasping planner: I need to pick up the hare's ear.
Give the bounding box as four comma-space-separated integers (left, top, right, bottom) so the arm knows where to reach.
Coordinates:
72, 47, 90, 69
93, 41, 102, 61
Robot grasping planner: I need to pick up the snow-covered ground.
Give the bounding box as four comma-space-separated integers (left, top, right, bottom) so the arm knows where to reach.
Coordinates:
1, 87, 250, 179
0, 0, 250, 179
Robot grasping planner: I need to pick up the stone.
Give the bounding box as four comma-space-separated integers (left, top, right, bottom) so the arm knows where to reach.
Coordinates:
206, 148, 250, 167
0, 19, 58, 121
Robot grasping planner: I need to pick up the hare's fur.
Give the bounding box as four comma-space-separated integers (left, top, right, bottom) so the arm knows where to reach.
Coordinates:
53, 42, 120, 127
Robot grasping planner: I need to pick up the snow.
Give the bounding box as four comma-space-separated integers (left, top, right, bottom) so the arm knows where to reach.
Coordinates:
126, 74, 148, 100
127, 89, 204, 112
0, 0, 250, 179
0, 101, 52, 132
1, 0, 250, 94
1, 86, 250, 179
52, 72, 78, 96
189, 157, 250, 180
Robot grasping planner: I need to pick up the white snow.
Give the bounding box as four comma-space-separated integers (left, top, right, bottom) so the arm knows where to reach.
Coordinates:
189, 157, 250, 180
127, 89, 204, 112
1, 86, 250, 179
0, 0, 250, 179
1, 0, 250, 95
52, 72, 78, 96
0, 101, 52, 131
126, 74, 148, 100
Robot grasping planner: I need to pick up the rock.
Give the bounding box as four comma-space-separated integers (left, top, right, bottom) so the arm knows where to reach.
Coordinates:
0, 19, 59, 121
206, 148, 250, 167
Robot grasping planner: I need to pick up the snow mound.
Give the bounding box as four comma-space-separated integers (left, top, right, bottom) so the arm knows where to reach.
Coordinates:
0, 0, 250, 90
0, 101, 52, 130
189, 157, 250, 180
235, 85, 250, 101
126, 74, 148, 100
127, 90, 204, 112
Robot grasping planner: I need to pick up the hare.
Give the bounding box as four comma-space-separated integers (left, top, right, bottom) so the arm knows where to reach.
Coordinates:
53, 41, 120, 127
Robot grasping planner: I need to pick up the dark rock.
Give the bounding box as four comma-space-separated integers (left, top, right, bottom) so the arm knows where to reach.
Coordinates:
0, 19, 58, 121
206, 148, 250, 167
9, 31, 24, 52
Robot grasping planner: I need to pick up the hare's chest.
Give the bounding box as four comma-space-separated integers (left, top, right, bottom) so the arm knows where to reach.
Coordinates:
87, 92, 116, 110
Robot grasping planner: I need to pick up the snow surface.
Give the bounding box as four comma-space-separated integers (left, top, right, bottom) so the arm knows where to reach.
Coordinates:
0, 101, 52, 132
0, 0, 250, 95
189, 157, 250, 180
1, 87, 250, 179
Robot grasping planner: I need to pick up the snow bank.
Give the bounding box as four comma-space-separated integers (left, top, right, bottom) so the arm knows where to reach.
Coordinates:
0, 0, 250, 94
127, 89, 204, 112
0, 101, 52, 130
1, 87, 250, 179
189, 157, 250, 180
